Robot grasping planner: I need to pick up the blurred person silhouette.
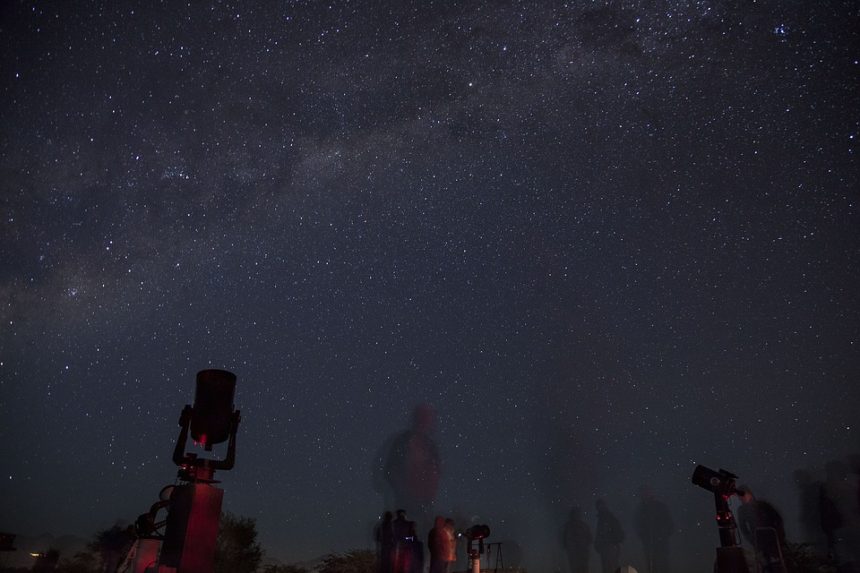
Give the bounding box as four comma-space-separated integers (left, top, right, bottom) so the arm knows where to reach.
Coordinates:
594, 499, 625, 573
846, 454, 860, 569
382, 404, 441, 531
633, 487, 674, 573
821, 460, 851, 561
736, 486, 787, 573
392, 509, 423, 573
793, 468, 827, 552
850, 454, 860, 513
376, 511, 395, 573
409, 519, 425, 573
825, 456, 860, 571
444, 519, 457, 571
428, 516, 453, 573
561, 506, 593, 573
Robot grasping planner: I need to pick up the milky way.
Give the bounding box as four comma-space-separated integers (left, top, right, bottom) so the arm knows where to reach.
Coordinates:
1, 1, 858, 570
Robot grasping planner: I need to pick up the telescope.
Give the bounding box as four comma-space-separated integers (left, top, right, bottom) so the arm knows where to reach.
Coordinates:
190, 369, 237, 450
464, 524, 491, 573
124, 369, 241, 573
465, 524, 491, 541
691, 464, 749, 573
171, 369, 241, 480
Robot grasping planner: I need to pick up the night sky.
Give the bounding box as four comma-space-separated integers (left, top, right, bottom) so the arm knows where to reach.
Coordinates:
1, 1, 858, 570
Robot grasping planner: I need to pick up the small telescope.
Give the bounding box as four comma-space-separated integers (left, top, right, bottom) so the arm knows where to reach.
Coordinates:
465, 524, 491, 573
691, 464, 749, 573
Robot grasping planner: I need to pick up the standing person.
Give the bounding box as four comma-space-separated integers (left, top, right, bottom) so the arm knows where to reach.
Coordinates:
392, 510, 412, 573
820, 460, 860, 566
845, 455, 860, 571
736, 487, 787, 573
384, 404, 442, 532
428, 516, 449, 573
376, 511, 395, 573
634, 487, 674, 573
594, 499, 624, 573
737, 487, 786, 546
444, 519, 458, 572
408, 520, 424, 573
793, 469, 826, 552
393, 510, 423, 573
562, 506, 593, 573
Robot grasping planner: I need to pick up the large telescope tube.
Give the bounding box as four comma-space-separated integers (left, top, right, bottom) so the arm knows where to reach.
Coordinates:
191, 369, 236, 450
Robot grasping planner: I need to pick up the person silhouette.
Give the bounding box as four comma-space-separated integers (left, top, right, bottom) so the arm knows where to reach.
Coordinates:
376, 511, 395, 573
443, 519, 457, 571
392, 509, 423, 573
633, 487, 674, 573
594, 499, 624, 573
383, 404, 441, 530
792, 469, 826, 552
562, 506, 593, 573
821, 459, 860, 567
429, 516, 453, 573
736, 487, 786, 573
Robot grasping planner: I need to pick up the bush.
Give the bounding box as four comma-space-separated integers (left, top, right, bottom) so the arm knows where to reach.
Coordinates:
781, 542, 837, 573
317, 549, 376, 573
262, 565, 310, 573
214, 512, 263, 573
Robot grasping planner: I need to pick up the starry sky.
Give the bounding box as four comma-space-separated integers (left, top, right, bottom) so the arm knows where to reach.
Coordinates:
1, 1, 858, 570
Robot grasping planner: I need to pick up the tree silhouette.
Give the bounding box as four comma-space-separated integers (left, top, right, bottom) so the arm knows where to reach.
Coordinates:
214, 512, 263, 573
87, 524, 134, 572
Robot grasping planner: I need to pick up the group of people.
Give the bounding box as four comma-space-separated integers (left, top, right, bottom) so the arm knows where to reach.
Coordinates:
561, 455, 860, 573
562, 487, 800, 573
562, 491, 674, 573
371, 403, 859, 573
375, 510, 457, 573
794, 455, 860, 569
723, 457, 860, 572
731, 455, 860, 572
